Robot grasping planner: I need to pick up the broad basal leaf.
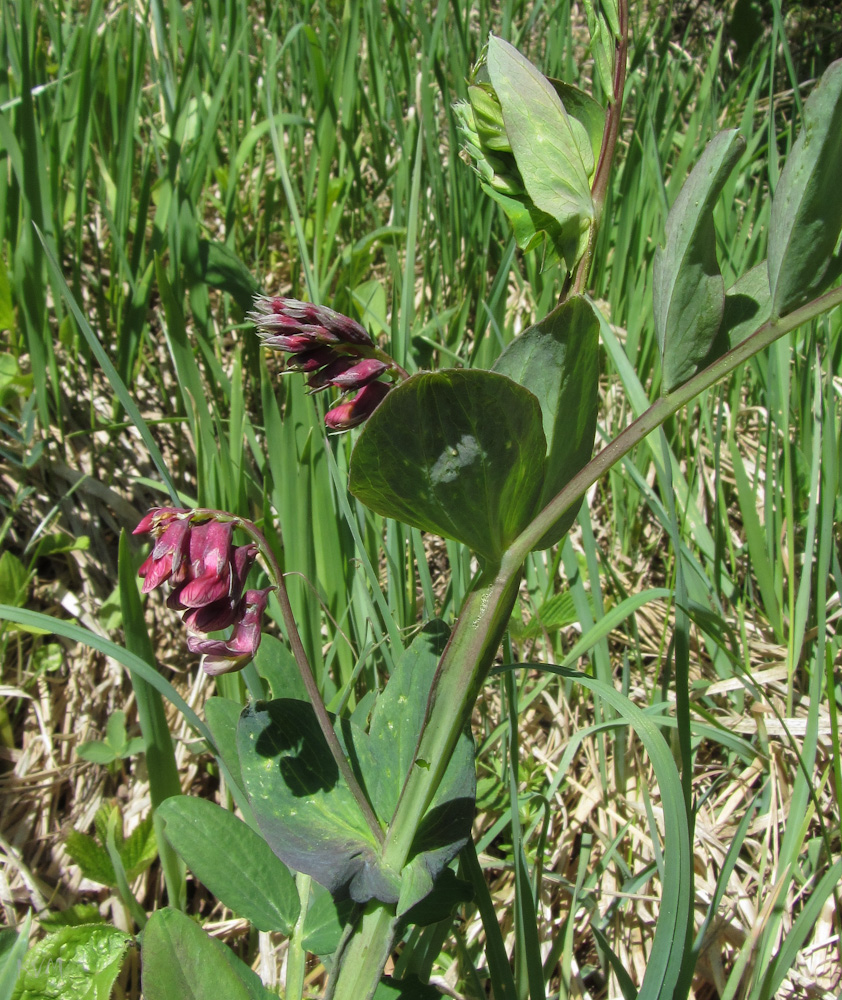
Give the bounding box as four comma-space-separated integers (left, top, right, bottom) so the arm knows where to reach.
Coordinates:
237, 623, 476, 912
237, 699, 399, 904
493, 295, 599, 548
349, 369, 546, 562
653, 129, 745, 394
768, 58, 842, 316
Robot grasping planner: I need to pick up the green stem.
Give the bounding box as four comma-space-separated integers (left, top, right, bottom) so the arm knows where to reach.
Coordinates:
509, 283, 842, 561
192, 511, 385, 847
569, 0, 628, 300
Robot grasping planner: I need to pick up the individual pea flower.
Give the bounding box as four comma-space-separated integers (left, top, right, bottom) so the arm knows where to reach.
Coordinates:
186, 589, 271, 675
134, 509, 271, 675
324, 381, 391, 431
250, 295, 407, 431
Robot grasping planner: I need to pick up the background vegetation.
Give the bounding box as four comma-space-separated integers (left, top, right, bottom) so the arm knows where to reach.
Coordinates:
1, 0, 840, 997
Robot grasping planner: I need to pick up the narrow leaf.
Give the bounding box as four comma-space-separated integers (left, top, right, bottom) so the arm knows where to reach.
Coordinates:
768, 58, 842, 315
653, 129, 745, 393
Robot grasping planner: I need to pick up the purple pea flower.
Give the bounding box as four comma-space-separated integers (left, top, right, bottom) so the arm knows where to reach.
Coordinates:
134, 509, 270, 675
186, 589, 272, 675
325, 381, 391, 430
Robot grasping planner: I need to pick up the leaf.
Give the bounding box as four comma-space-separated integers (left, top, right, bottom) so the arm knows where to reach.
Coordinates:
722, 261, 772, 347
237, 624, 476, 911
253, 634, 310, 703
64, 831, 116, 888
349, 369, 546, 562
487, 36, 594, 271
549, 80, 605, 174
237, 699, 399, 904
653, 129, 745, 393
120, 815, 157, 881
0, 552, 28, 608
363, 622, 475, 915
0, 912, 30, 1000
204, 697, 246, 793
140, 908, 252, 1000
185, 240, 260, 314
157, 796, 299, 934
373, 975, 446, 999
37, 905, 102, 932
300, 883, 354, 955
492, 295, 599, 547
11, 924, 130, 1000
768, 58, 842, 315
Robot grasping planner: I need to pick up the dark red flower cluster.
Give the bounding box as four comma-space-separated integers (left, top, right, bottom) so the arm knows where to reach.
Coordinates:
249, 295, 393, 429
134, 509, 271, 675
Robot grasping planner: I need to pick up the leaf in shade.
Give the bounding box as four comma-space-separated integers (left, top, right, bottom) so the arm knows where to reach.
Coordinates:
768, 58, 842, 316
301, 882, 354, 956
236, 623, 475, 911
349, 369, 546, 562
487, 36, 594, 271
238, 698, 399, 904
722, 261, 772, 347
157, 796, 299, 933
493, 295, 599, 548
653, 129, 745, 394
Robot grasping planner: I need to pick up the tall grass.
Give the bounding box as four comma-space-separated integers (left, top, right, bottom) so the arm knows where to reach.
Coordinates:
1, 0, 840, 996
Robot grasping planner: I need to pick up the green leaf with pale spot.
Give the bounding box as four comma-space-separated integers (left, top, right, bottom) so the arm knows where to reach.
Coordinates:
237, 622, 475, 910
349, 369, 546, 561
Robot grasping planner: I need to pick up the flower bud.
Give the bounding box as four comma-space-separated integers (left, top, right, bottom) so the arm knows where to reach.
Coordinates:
249, 296, 373, 348
328, 358, 388, 390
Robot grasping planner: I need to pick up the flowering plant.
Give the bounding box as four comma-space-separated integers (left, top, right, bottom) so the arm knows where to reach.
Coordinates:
121, 28, 842, 999
2, 6, 840, 1000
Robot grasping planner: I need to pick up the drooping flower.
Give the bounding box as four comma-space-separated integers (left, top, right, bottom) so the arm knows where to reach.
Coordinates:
186, 589, 272, 675
134, 509, 270, 675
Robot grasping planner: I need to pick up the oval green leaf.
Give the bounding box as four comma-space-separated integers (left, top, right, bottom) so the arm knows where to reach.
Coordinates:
349, 369, 546, 561
487, 36, 594, 271
141, 908, 252, 1000
157, 796, 299, 933
492, 295, 599, 548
